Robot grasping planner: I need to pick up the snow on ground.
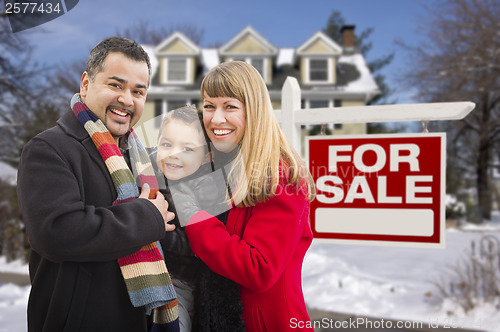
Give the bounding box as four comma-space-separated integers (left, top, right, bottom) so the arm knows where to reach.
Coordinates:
1, 217, 500, 331
303, 215, 500, 331
0, 284, 29, 332
0, 257, 29, 275
0, 257, 29, 332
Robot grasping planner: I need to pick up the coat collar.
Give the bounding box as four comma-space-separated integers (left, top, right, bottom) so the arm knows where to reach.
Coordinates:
57, 109, 117, 194
56, 109, 138, 198
57, 109, 91, 142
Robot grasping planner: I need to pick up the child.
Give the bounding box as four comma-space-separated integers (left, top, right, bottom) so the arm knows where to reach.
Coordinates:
155, 105, 227, 332
156, 105, 212, 185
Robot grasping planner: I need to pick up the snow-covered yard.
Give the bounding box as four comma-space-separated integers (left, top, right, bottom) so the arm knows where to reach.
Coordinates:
303, 217, 500, 331
1, 218, 500, 331
0, 258, 30, 332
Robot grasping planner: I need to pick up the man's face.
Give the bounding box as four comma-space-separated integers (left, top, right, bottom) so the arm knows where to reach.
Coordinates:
80, 52, 149, 143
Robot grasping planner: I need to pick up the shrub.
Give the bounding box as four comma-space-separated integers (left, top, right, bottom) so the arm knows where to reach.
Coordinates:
428, 235, 500, 312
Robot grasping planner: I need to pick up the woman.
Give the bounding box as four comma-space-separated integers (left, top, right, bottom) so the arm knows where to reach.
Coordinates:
179, 61, 316, 331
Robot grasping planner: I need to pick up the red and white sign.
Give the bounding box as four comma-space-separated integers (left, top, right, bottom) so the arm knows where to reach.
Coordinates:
306, 133, 446, 248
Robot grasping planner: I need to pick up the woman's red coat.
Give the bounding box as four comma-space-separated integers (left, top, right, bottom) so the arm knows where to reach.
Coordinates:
185, 180, 314, 331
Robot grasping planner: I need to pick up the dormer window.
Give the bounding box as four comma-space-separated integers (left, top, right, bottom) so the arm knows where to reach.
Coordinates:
221, 27, 278, 85
231, 57, 266, 80
251, 58, 264, 77
297, 31, 342, 85
166, 58, 188, 83
305, 57, 333, 84
155, 32, 200, 85
309, 59, 328, 82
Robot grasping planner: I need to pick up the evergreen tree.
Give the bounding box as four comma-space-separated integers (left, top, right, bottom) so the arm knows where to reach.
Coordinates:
314, 10, 395, 136
323, 10, 394, 105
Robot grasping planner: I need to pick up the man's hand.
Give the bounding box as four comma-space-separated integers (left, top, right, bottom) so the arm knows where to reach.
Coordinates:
139, 184, 176, 232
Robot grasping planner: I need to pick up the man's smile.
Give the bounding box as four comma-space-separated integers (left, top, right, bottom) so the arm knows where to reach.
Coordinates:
107, 106, 131, 118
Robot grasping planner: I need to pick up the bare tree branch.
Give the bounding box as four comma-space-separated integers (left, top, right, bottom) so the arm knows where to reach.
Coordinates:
398, 0, 500, 221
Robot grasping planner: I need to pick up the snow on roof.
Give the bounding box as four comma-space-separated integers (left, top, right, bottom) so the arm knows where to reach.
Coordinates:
0, 162, 17, 186
141, 45, 158, 81
201, 49, 219, 73
276, 48, 295, 66
338, 53, 379, 93
144, 36, 379, 97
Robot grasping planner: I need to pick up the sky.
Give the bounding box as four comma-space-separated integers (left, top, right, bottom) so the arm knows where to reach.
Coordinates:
3, 0, 435, 104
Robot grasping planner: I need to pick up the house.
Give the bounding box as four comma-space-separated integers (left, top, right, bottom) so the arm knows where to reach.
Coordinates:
135, 26, 379, 147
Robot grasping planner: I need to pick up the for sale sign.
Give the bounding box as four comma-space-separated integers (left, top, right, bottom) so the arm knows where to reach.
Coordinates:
306, 133, 446, 248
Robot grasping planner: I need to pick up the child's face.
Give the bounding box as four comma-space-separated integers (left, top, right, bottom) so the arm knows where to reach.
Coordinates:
157, 119, 208, 180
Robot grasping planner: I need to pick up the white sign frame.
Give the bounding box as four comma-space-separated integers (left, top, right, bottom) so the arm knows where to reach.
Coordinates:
306, 132, 446, 248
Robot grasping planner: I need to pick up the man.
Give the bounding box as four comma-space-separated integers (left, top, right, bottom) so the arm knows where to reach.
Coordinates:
17, 37, 176, 332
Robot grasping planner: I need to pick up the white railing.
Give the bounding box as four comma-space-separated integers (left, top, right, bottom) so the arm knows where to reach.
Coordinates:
275, 77, 476, 154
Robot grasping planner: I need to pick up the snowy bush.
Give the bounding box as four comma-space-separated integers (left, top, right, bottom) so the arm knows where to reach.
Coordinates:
0, 179, 28, 263
445, 194, 466, 220
429, 235, 500, 312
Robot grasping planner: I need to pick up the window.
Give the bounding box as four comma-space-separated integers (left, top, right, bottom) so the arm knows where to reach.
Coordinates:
309, 100, 329, 108
251, 58, 264, 77
334, 100, 342, 130
304, 100, 330, 130
154, 100, 163, 117
153, 100, 191, 128
154, 99, 164, 128
166, 100, 189, 113
309, 59, 328, 82
167, 59, 187, 82
230, 57, 266, 81
304, 100, 342, 130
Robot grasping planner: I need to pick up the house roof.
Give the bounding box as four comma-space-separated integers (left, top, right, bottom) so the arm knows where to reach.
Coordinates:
155, 31, 200, 55
200, 48, 220, 74
337, 54, 379, 93
276, 48, 296, 66
142, 44, 158, 81
297, 31, 343, 55
145, 27, 379, 98
220, 26, 278, 55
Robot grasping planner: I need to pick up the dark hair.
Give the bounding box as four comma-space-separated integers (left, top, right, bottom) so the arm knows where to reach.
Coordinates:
158, 105, 210, 145
85, 37, 151, 81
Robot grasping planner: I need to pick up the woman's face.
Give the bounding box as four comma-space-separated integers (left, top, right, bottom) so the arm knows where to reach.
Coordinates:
202, 94, 246, 153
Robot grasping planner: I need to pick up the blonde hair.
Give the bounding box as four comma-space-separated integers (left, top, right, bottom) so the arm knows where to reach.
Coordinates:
201, 61, 315, 206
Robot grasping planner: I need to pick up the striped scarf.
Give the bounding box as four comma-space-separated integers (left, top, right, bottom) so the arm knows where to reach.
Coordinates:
71, 94, 179, 332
